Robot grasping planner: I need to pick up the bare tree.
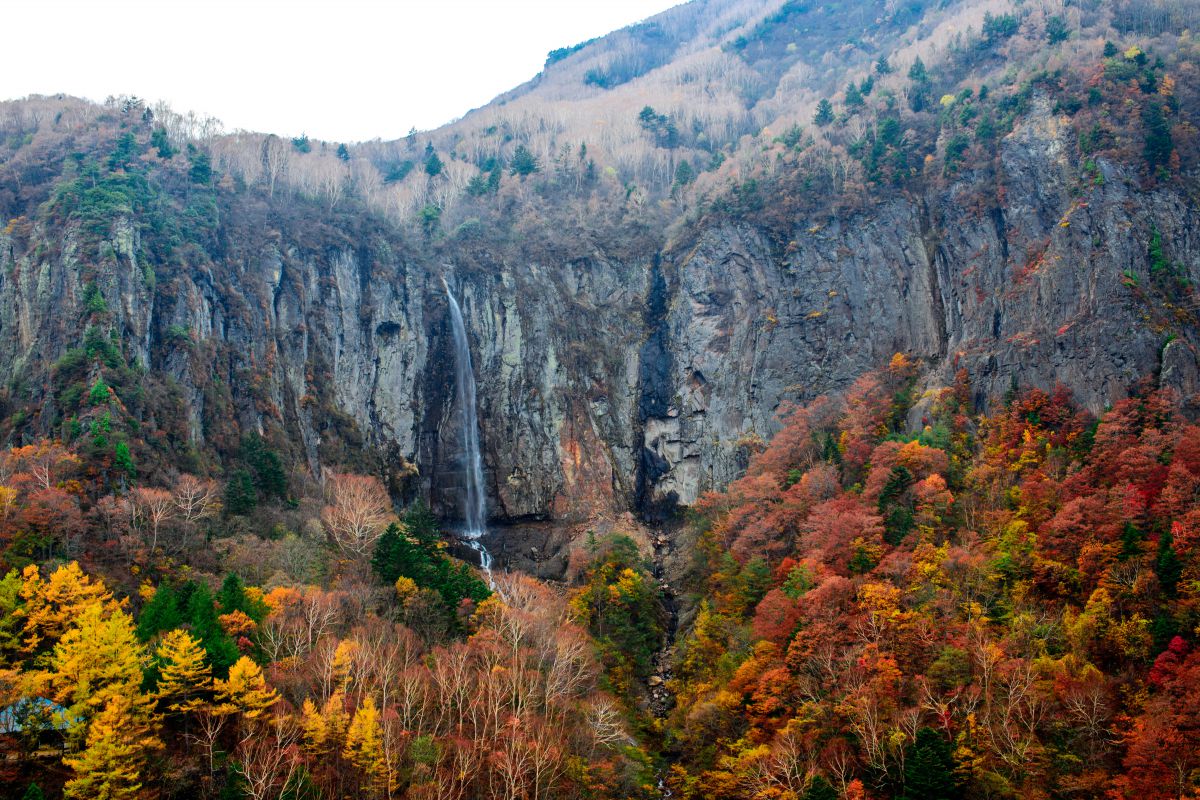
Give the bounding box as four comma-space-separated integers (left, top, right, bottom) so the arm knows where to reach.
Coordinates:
321, 473, 397, 557
173, 474, 222, 523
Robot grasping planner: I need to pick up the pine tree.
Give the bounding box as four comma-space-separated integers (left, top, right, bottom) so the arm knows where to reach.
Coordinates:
900, 727, 958, 800
214, 656, 278, 718
186, 582, 239, 674
813, 99, 834, 126
509, 145, 540, 177
846, 82, 865, 108
154, 629, 212, 712
63, 694, 158, 800
803, 775, 838, 800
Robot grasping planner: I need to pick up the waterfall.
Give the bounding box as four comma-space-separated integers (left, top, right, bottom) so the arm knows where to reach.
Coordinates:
442, 278, 493, 578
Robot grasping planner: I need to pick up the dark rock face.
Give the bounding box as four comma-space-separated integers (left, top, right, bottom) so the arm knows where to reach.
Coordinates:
1, 96, 1197, 522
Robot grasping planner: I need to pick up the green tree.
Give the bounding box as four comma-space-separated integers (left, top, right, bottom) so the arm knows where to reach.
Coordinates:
136, 582, 183, 640
803, 775, 838, 800
1143, 101, 1174, 170
114, 442, 135, 477
900, 728, 958, 800
372, 504, 490, 619
292, 134, 311, 153
336, 143, 350, 161
509, 145, 540, 176
419, 204, 441, 236
189, 151, 212, 185
107, 133, 140, 171
875, 55, 893, 75
150, 128, 174, 159
225, 469, 257, 515
1046, 15, 1069, 44
672, 160, 695, 193
1157, 527, 1182, 596
813, 99, 834, 126
185, 582, 239, 675
845, 82, 865, 108
569, 535, 663, 684
424, 148, 443, 178
241, 434, 287, 499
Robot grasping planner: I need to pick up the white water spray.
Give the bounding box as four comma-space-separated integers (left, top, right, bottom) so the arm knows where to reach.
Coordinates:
442, 278, 493, 579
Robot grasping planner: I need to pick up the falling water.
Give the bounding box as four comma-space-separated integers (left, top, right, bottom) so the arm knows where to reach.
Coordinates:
442, 278, 493, 579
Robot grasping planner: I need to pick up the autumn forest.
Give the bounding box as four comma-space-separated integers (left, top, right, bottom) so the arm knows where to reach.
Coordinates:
4, 0, 1200, 798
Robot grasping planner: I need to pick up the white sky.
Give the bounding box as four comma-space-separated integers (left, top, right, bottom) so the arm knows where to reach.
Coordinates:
2, 0, 680, 142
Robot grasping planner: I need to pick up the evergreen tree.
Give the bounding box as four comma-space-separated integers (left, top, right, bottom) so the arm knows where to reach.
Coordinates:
186, 583, 239, 674
189, 151, 212, 185
875, 55, 893, 74
225, 469, 257, 515
509, 144, 540, 176
136, 582, 182, 640
846, 82, 865, 108
336, 143, 350, 161
424, 149, 443, 177
900, 727, 958, 800
803, 775, 838, 800
813, 99, 834, 126
1157, 527, 1183, 596
150, 127, 174, 159
672, 159, 696, 193
1143, 101, 1174, 170
240, 434, 287, 499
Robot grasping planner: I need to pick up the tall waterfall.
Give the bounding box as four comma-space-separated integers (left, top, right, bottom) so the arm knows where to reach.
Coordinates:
442, 278, 492, 577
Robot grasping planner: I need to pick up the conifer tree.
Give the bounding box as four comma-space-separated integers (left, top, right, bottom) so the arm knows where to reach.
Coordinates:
63, 694, 160, 800
49, 603, 147, 722
154, 629, 212, 712
900, 727, 958, 800
344, 697, 393, 797
214, 656, 278, 719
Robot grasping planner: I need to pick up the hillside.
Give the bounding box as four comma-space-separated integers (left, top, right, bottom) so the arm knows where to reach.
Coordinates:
1, 0, 1200, 797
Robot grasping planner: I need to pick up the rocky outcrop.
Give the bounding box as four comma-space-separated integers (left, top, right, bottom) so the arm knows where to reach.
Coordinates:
1, 96, 1197, 525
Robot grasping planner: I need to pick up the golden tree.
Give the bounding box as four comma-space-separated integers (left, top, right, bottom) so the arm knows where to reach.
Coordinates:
214, 656, 279, 719
18, 562, 118, 653
48, 602, 148, 724
344, 696, 394, 797
63, 693, 160, 800
154, 629, 212, 712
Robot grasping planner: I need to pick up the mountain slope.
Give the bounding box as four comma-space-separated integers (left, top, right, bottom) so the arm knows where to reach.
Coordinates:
0, 0, 1197, 533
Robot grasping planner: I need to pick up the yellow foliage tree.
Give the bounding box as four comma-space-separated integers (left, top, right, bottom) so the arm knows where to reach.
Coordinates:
299, 697, 329, 755
154, 629, 212, 712
344, 696, 394, 797
48, 602, 148, 726
63, 693, 160, 800
19, 562, 119, 653
213, 656, 278, 719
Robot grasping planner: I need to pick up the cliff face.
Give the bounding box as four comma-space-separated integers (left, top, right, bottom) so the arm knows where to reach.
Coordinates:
1, 97, 1196, 525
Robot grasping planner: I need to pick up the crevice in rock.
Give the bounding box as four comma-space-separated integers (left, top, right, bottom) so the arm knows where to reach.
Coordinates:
919, 200, 949, 360
635, 253, 678, 521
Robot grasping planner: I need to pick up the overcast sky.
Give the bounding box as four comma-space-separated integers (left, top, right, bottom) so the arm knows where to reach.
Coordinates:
3, 0, 680, 142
